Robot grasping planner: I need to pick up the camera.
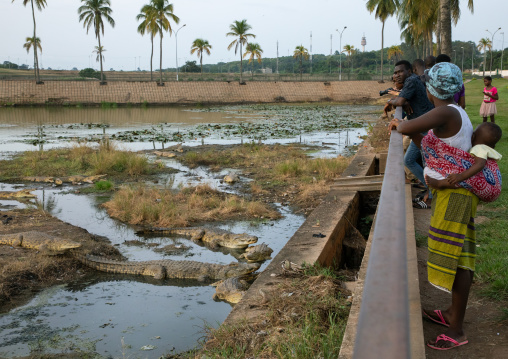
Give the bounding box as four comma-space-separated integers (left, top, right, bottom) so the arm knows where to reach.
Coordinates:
379, 88, 395, 96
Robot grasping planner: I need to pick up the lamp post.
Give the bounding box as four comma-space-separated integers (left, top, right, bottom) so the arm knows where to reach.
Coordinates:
501, 32, 505, 77
461, 47, 464, 73
486, 27, 501, 75
175, 24, 186, 81
471, 43, 474, 75
453, 49, 456, 64
336, 26, 347, 81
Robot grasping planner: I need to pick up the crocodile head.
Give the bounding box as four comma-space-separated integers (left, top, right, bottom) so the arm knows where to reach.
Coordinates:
219, 233, 258, 249
44, 239, 82, 252
241, 243, 273, 262
212, 277, 250, 304
219, 262, 260, 278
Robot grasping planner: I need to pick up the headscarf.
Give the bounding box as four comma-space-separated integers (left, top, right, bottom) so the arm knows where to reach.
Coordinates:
426, 62, 463, 100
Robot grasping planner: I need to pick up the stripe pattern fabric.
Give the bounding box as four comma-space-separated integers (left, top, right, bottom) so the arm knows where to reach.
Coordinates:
427, 188, 479, 292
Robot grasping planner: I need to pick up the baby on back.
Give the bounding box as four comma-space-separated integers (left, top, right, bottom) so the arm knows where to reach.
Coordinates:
425, 122, 502, 191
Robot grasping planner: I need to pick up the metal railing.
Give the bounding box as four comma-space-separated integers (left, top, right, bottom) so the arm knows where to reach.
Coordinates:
353, 107, 411, 358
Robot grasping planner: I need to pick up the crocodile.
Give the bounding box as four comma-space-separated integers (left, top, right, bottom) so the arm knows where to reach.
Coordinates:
74, 254, 260, 281
239, 243, 273, 262
0, 189, 37, 199
0, 231, 82, 253
142, 227, 258, 249
212, 277, 251, 304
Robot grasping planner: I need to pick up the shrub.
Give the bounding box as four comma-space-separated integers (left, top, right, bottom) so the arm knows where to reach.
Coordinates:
78, 68, 104, 80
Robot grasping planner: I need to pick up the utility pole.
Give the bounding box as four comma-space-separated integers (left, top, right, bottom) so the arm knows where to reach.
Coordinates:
276, 41, 279, 74
501, 32, 505, 77
471, 43, 474, 75
310, 31, 313, 74
336, 26, 347, 81
175, 24, 186, 81
486, 27, 501, 75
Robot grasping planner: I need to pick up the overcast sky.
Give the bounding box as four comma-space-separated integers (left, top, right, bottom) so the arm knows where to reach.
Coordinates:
1, 0, 507, 70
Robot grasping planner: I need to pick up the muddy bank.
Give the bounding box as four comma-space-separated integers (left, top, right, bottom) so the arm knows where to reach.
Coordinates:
0, 208, 121, 313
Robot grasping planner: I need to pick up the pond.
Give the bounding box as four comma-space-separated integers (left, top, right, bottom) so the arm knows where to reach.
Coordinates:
0, 104, 378, 358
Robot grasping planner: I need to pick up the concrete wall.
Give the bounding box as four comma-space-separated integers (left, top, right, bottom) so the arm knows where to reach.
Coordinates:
0, 80, 390, 105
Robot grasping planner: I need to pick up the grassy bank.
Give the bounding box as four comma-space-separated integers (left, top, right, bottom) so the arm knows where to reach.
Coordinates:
464, 78, 508, 301
179, 143, 351, 212
198, 265, 350, 358
0, 142, 151, 180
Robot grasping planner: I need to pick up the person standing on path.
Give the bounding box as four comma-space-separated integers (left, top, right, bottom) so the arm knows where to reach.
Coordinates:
384, 60, 435, 208
480, 76, 498, 123
389, 62, 479, 351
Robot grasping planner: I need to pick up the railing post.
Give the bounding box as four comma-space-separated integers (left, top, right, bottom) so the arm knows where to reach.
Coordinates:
353, 106, 410, 358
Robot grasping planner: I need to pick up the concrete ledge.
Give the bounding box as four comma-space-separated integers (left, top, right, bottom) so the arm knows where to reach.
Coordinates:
338, 184, 424, 358
223, 151, 377, 325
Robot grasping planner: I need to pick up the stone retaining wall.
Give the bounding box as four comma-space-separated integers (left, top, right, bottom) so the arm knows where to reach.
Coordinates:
0, 80, 390, 105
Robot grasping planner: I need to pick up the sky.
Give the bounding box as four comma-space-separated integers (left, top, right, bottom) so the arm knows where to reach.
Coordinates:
1, 0, 507, 71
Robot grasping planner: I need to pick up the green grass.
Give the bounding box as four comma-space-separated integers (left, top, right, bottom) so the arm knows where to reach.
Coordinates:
464, 78, 508, 301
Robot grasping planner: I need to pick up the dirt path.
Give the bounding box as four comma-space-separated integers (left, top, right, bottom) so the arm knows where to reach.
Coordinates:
413, 205, 508, 358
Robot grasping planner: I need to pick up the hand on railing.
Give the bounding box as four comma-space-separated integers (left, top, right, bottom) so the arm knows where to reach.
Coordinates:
388, 118, 405, 133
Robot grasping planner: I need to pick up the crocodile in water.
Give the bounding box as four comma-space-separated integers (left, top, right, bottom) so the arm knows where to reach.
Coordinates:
74, 254, 260, 281
142, 227, 258, 249
0, 231, 82, 253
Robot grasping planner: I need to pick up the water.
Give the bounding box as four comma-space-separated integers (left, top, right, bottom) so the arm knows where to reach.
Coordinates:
0, 104, 374, 357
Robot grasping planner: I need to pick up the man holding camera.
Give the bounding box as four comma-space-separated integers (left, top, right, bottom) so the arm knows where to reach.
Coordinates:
384, 60, 434, 209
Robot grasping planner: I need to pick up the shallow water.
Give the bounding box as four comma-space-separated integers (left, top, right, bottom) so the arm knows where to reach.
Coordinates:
0, 104, 374, 357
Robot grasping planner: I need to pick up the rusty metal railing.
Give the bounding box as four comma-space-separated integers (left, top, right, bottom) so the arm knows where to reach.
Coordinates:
353, 107, 410, 358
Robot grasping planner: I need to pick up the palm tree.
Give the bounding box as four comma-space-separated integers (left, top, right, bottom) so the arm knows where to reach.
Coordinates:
13, 0, 47, 83
293, 45, 309, 81
387, 45, 403, 63
23, 36, 42, 73
343, 44, 356, 76
478, 38, 492, 76
190, 39, 212, 75
366, 0, 399, 82
226, 19, 256, 83
93, 45, 106, 63
136, 3, 158, 81
149, 0, 179, 84
78, 0, 115, 83
243, 43, 263, 78
439, 0, 474, 55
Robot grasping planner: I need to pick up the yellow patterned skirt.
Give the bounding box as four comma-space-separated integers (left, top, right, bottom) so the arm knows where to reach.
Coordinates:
427, 188, 479, 292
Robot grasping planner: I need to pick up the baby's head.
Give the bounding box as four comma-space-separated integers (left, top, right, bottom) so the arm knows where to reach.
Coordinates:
472, 122, 502, 148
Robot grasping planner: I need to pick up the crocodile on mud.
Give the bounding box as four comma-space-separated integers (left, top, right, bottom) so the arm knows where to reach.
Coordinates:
74, 254, 260, 281
211, 277, 251, 304
0, 189, 37, 200
141, 227, 258, 249
239, 243, 273, 262
0, 231, 82, 253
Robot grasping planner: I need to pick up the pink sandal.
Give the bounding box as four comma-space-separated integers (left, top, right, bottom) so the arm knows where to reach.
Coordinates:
423, 309, 449, 327
427, 334, 468, 350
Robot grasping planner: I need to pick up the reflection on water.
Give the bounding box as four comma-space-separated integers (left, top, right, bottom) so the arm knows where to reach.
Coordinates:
0, 277, 229, 358
0, 104, 374, 357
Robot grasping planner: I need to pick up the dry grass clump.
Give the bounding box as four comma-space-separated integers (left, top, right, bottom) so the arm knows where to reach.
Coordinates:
0, 141, 149, 179
200, 266, 351, 358
103, 183, 281, 227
